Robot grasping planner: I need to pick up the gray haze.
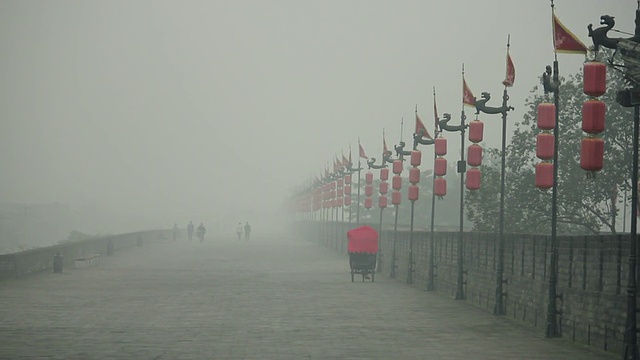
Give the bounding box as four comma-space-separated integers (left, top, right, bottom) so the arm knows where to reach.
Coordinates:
0, 1, 633, 237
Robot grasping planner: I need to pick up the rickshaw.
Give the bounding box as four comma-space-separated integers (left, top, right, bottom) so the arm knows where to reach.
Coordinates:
346, 226, 379, 282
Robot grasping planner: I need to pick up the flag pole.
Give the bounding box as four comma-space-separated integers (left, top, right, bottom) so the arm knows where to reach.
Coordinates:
427, 87, 439, 291
546, 0, 561, 338
456, 64, 467, 301
357, 138, 362, 225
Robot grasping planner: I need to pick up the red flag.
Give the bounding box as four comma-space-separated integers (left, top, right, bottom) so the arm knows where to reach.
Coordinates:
502, 50, 515, 87
359, 143, 368, 159
415, 113, 432, 139
463, 77, 475, 107
342, 154, 350, 167
553, 13, 587, 54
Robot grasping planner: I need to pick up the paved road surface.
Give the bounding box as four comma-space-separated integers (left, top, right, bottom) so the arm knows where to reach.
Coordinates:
0, 233, 616, 359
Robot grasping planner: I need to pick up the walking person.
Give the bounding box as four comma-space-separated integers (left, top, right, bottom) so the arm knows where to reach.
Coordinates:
244, 222, 251, 241
236, 222, 243, 241
187, 221, 194, 241
197, 223, 206, 243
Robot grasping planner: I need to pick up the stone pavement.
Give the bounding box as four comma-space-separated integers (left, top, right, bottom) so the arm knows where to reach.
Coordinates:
0, 233, 616, 360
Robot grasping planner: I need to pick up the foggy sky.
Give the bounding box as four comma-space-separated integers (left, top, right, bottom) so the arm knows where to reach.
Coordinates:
0, 0, 633, 232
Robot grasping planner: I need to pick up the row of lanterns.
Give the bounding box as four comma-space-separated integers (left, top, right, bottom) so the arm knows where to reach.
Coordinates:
434, 137, 447, 197
379, 168, 389, 209
580, 61, 606, 175
467, 119, 484, 190
364, 171, 374, 209
535, 102, 555, 189
409, 151, 421, 201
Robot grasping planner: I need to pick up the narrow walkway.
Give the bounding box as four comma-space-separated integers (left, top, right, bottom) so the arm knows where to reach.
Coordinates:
0, 233, 614, 359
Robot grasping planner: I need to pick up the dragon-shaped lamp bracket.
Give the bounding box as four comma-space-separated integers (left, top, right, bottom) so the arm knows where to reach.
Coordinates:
438, 113, 466, 134
413, 129, 435, 150
474, 91, 514, 117
367, 157, 387, 170
382, 150, 396, 165
394, 141, 412, 161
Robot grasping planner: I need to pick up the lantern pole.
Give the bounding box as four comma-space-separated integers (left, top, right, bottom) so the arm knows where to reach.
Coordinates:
377, 205, 384, 272
390, 203, 399, 279
427, 146, 438, 291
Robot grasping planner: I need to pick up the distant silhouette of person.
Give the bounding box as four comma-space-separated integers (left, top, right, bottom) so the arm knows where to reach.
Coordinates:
187, 221, 194, 241
244, 222, 251, 241
197, 223, 206, 243
172, 223, 178, 241
236, 222, 243, 241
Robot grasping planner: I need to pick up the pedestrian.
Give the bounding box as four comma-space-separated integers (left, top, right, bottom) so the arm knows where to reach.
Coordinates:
244, 222, 251, 241
172, 223, 178, 241
187, 221, 194, 241
236, 222, 243, 241
197, 222, 206, 243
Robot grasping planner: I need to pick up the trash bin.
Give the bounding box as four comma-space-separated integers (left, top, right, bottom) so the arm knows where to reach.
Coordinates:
53, 253, 63, 273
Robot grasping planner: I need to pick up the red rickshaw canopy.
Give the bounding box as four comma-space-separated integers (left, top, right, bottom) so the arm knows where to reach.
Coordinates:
347, 226, 379, 254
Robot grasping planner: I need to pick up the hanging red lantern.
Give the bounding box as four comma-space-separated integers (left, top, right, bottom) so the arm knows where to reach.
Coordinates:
434, 178, 447, 197
537, 103, 556, 130
392, 175, 402, 190
365, 172, 373, 184
379, 195, 388, 208
469, 120, 484, 143
467, 144, 483, 167
435, 157, 447, 176
365, 185, 373, 197
379, 181, 389, 194
364, 198, 373, 209
345, 174, 352, 184
344, 195, 351, 206
337, 179, 343, 187
435, 138, 447, 156
336, 197, 343, 207
330, 181, 336, 190
410, 150, 422, 167
536, 133, 554, 160
583, 61, 606, 97
344, 185, 351, 195
392, 190, 402, 205
393, 160, 403, 175
409, 168, 420, 184
582, 100, 606, 134
337, 188, 343, 197
408, 185, 419, 201
466, 168, 481, 190
535, 162, 553, 189
380, 168, 389, 181
580, 137, 605, 172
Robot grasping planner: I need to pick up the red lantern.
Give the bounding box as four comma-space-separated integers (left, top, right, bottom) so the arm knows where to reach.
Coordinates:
345, 174, 352, 184
434, 157, 447, 176
435, 138, 447, 156
469, 120, 484, 143
365, 172, 373, 184
392, 190, 402, 205
537, 103, 556, 130
344, 195, 351, 206
466, 168, 481, 190
393, 160, 403, 175
336, 197, 343, 207
379, 181, 389, 194
344, 185, 351, 195
364, 198, 373, 209
380, 168, 389, 181
365, 185, 373, 197
410, 150, 422, 167
409, 167, 420, 184
337, 179, 343, 188
392, 175, 402, 190
408, 185, 419, 201
583, 61, 606, 97
337, 188, 343, 197
467, 144, 483, 167
434, 178, 447, 197
536, 133, 554, 160
582, 100, 606, 134
535, 162, 553, 189
379, 195, 388, 208
580, 137, 605, 172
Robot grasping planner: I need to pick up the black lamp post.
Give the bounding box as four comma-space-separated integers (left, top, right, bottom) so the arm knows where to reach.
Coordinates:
474, 86, 514, 315
367, 154, 389, 273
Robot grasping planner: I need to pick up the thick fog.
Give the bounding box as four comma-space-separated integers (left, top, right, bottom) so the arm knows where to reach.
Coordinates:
0, 1, 633, 248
